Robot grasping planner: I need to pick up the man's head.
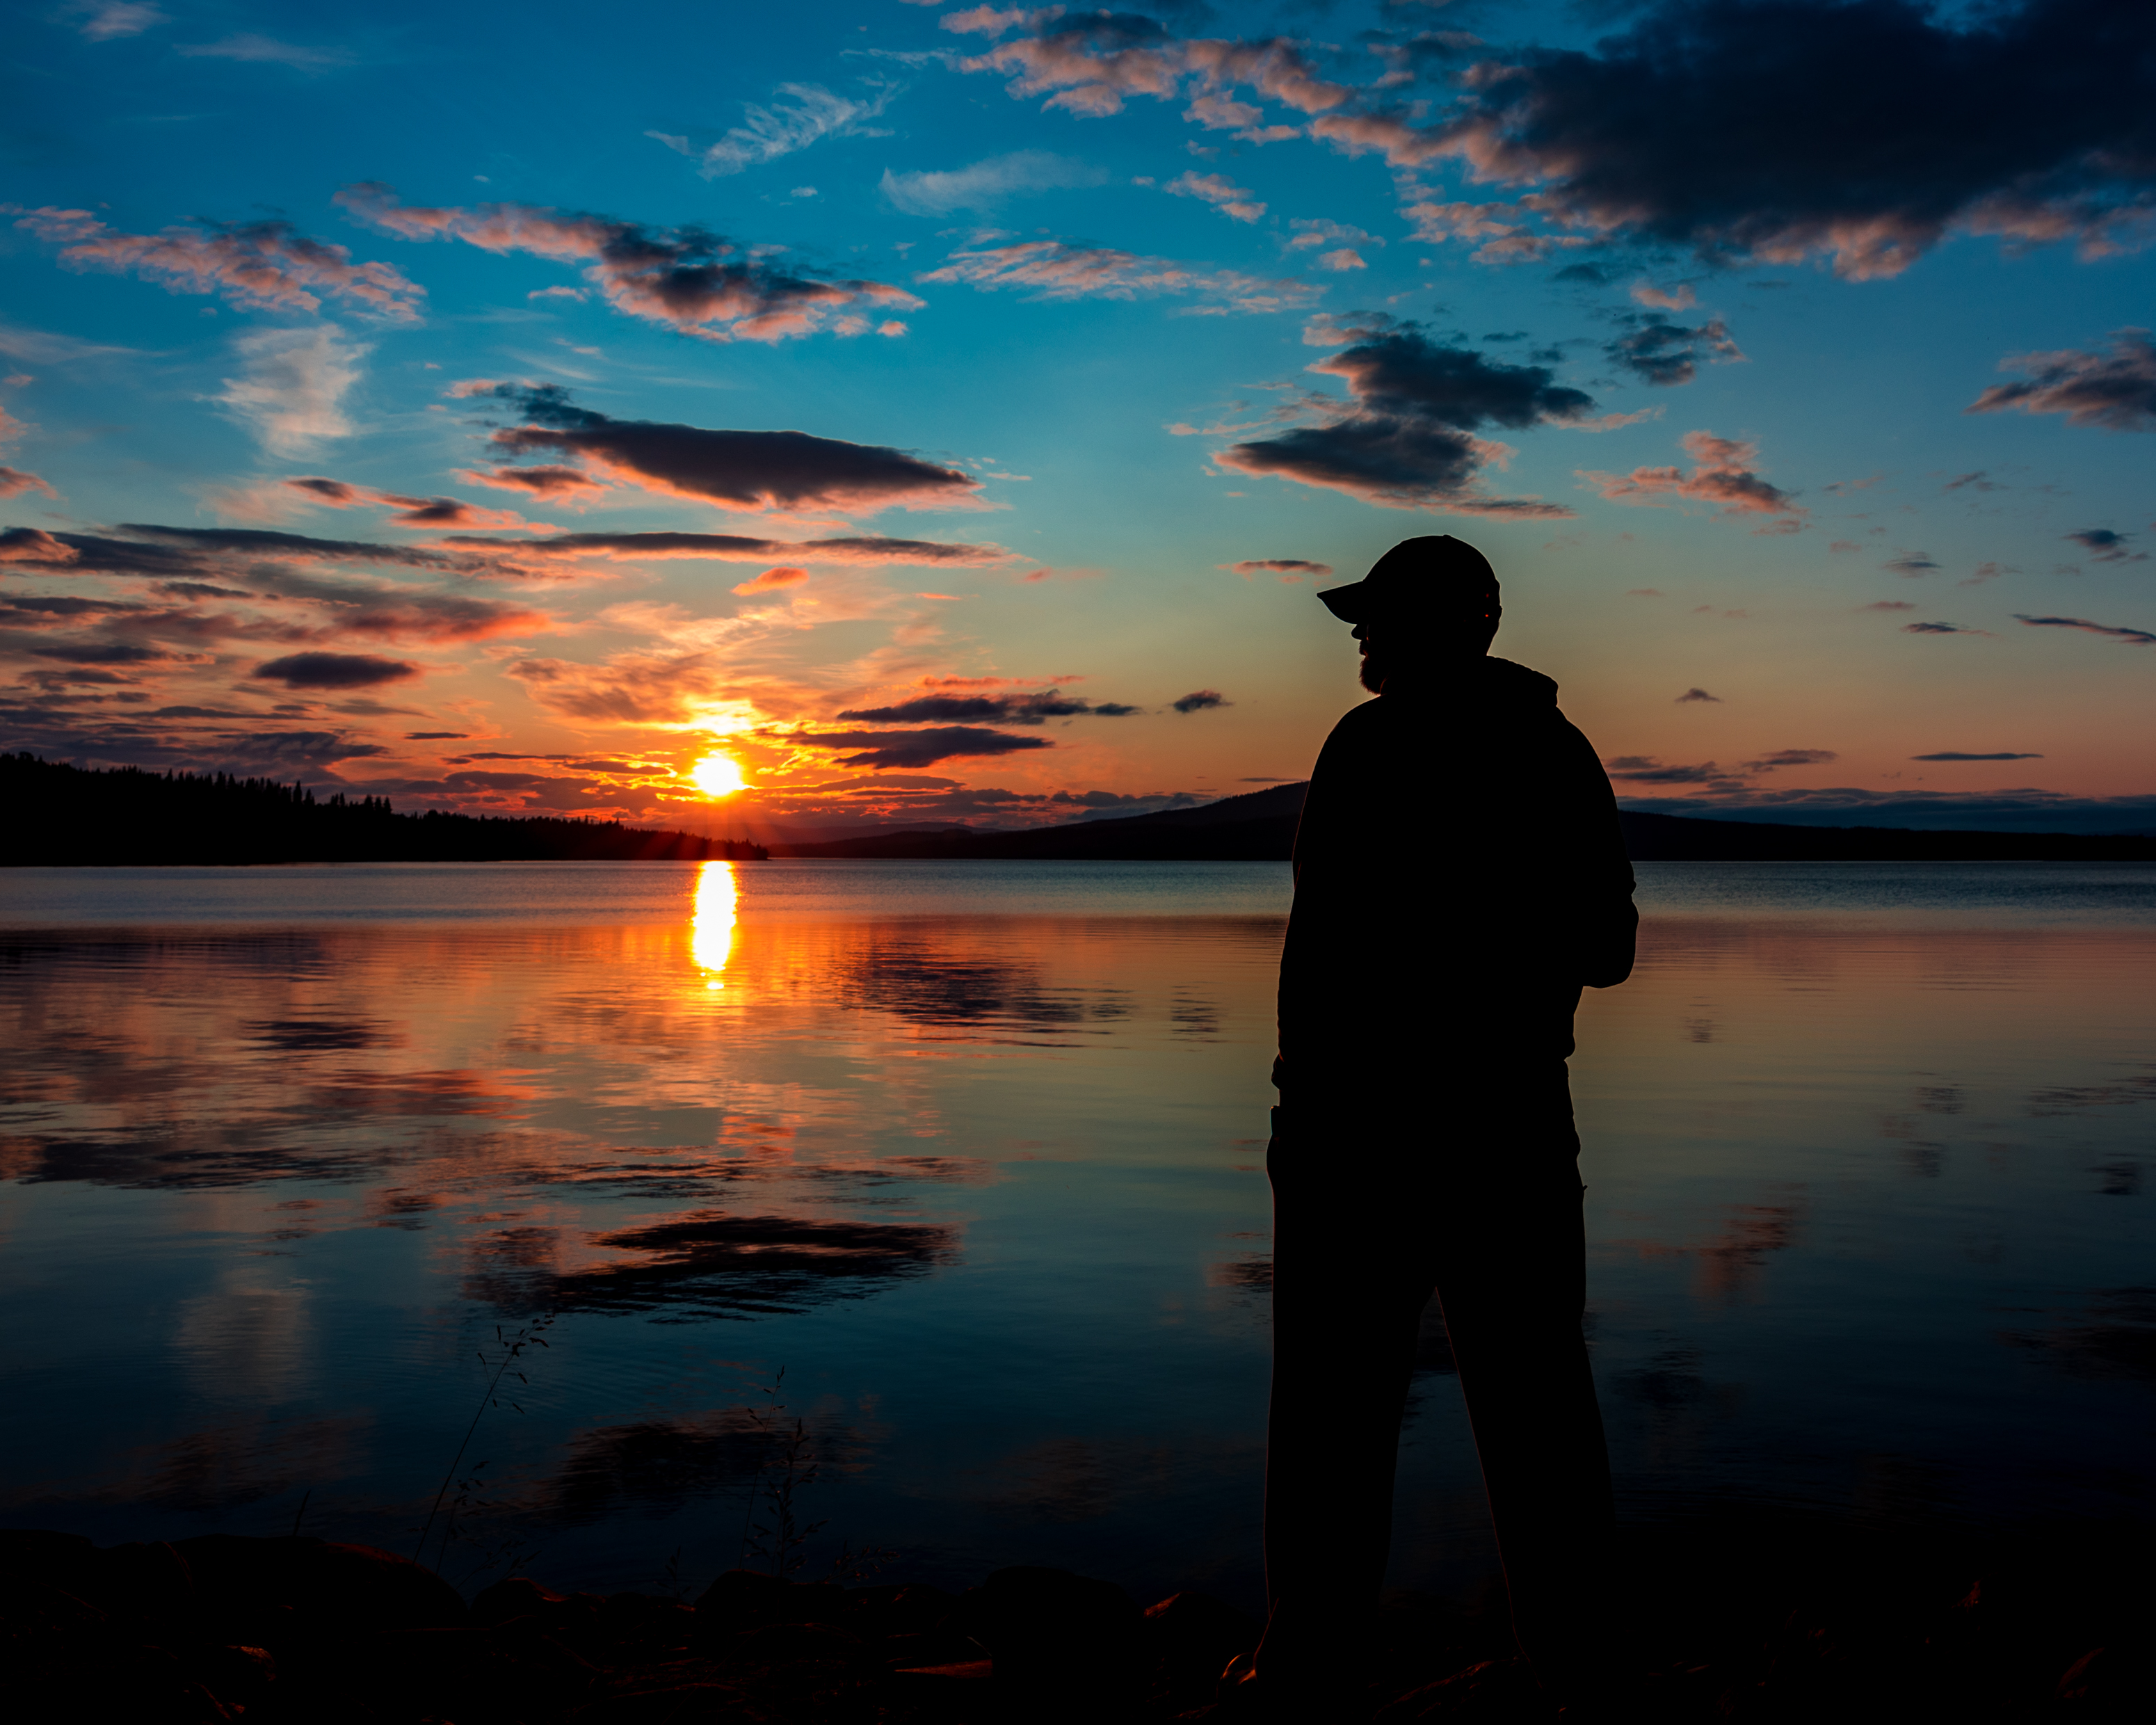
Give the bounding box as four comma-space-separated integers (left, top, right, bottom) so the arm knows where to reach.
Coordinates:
1315, 536, 1501, 692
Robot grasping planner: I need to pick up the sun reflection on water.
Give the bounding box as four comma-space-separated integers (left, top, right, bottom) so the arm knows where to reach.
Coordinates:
691, 860, 738, 988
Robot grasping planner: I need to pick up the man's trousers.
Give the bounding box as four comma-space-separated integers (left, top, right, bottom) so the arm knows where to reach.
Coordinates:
1261, 1084, 1614, 1674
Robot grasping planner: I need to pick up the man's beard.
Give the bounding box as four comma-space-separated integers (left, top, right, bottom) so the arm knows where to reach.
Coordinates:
1358, 650, 1390, 693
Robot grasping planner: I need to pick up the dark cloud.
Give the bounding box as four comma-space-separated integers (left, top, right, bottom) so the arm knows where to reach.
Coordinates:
0, 526, 79, 563
405, 730, 467, 739
1913, 751, 2043, 761
1968, 329, 2156, 431
789, 725, 1056, 769
1171, 689, 1231, 713
1744, 748, 1837, 770
1675, 687, 1721, 702
3, 595, 143, 619
461, 464, 607, 499
443, 528, 1010, 566
1313, 314, 1598, 428
1367, 0, 2156, 279
3, 523, 504, 580
0, 528, 549, 771
834, 691, 1125, 725
1604, 314, 1743, 386
1604, 755, 1745, 786
1224, 558, 1334, 577
468, 383, 979, 515
337, 184, 919, 342
2066, 529, 2145, 563
28, 641, 168, 664
1904, 620, 1990, 636
281, 476, 531, 531
250, 652, 423, 689
2016, 612, 2156, 645
1216, 314, 1592, 513
154, 581, 256, 600
9, 204, 425, 319
287, 476, 358, 503
1883, 552, 1940, 576
1049, 787, 1181, 809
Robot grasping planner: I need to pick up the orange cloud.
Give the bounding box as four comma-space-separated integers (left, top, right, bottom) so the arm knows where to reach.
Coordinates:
733, 565, 808, 595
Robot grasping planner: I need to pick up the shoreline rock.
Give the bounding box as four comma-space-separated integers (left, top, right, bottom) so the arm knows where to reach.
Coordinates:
3, 1521, 2149, 1720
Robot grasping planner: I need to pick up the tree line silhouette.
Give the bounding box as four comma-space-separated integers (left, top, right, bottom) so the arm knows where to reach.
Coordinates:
1, 753, 764, 866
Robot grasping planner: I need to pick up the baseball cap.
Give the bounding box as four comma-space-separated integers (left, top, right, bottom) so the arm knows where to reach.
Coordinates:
1316, 536, 1499, 624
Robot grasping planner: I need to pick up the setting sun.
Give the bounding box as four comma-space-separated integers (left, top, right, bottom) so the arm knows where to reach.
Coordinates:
689, 753, 749, 799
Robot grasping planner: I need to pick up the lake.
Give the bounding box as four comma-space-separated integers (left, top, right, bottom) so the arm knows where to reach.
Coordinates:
1, 859, 2150, 1609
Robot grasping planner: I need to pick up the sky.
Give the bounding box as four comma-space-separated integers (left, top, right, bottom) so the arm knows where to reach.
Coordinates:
3, 0, 2153, 837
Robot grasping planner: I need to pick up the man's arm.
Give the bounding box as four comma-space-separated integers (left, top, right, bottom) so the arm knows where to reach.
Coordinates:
1556, 716, 1637, 988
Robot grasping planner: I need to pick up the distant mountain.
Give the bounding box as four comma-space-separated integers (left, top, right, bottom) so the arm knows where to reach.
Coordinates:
772, 781, 2156, 862
769, 783, 1308, 861
1, 753, 766, 866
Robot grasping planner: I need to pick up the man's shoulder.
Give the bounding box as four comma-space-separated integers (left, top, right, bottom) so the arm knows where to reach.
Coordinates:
1312, 696, 1396, 762
1324, 696, 1388, 737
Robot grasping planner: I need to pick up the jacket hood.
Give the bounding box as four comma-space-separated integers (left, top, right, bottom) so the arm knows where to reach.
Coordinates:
1382, 655, 1558, 707
1481, 655, 1559, 705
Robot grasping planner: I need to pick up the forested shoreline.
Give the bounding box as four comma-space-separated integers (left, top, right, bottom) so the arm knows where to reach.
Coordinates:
1, 754, 764, 866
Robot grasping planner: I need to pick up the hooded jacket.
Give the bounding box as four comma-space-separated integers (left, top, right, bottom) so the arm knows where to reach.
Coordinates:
1275, 655, 1636, 1093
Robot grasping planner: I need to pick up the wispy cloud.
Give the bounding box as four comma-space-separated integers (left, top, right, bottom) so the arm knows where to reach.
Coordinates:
175, 33, 355, 70
919, 239, 1317, 315
0, 319, 143, 365
215, 326, 369, 457
73, 2, 166, 41
649, 81, 896, 179
880, 150, 1104, 216
1162, 170, 1265, 223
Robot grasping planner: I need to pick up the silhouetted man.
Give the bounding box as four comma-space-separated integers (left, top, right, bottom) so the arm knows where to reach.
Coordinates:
1255, 535, 1636, 1712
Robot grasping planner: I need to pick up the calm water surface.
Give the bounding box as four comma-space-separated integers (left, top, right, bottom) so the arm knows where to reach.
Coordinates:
1, 860, 2150, 1606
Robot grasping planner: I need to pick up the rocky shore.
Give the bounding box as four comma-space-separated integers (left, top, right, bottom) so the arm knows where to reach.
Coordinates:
4, 1521, 2148, 1720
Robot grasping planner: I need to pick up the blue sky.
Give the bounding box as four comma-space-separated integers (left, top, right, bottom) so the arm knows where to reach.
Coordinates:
3, 0, 2152, 835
